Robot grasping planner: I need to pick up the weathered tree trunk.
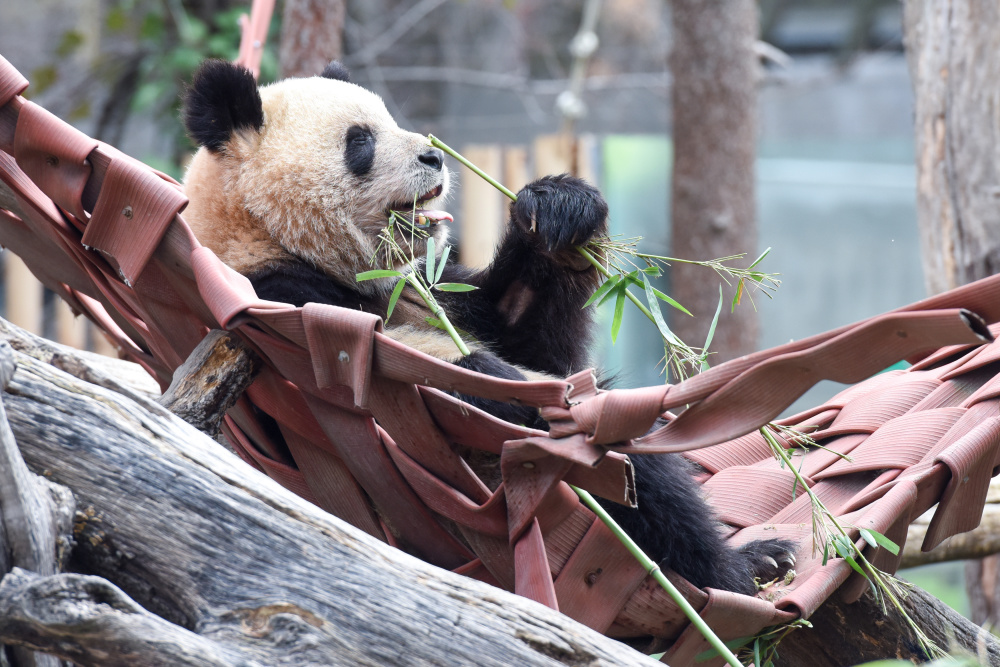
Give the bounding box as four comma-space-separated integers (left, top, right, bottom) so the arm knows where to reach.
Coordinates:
279, 0, 346, 78
668, 0, 759, 366
0, 338, 72, 667
904, 0, 1000, 629
0, 320, 658, 667
904, 0, 1000, 295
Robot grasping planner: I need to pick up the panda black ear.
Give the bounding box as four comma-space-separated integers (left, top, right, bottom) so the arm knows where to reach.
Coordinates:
183, 60, 264, 152
321, 61, 351, 82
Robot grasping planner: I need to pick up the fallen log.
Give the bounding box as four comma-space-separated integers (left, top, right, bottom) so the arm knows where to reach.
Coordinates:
0, 322, 659, 666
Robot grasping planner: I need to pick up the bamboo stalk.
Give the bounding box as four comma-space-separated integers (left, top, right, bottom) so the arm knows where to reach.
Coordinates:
573, 486, 742, 667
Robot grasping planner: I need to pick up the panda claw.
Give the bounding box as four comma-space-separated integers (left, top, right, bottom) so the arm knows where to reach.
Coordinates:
739, 539, 798, 586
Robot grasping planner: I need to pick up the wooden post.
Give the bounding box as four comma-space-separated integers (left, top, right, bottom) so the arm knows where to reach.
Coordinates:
89, 325, 118, 358
53, 299, 85, 350
533, 133, 598, 183
533, 134, 574, 177
458, 145, 503, 270
4, 253, 43, 336
575, 134, 599, 185
503, 145, 530, 196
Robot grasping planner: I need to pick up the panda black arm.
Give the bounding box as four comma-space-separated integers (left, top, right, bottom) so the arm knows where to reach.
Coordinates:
438, 175, 608, 378
597, 454, 795, 595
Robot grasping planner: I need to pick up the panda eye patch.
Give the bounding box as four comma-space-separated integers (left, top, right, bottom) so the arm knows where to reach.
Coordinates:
344, 125, 376, 177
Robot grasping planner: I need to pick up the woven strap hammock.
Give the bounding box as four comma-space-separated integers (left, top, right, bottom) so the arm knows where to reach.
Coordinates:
3, 53, 1000, 665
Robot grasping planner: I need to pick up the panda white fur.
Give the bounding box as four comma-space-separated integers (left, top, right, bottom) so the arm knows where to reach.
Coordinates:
181, 60, 794, 595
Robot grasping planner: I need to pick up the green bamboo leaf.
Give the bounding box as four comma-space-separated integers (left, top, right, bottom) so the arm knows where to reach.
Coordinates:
425, 316, 446, 331
435, 244, 451, 283
385, 277, 407, 322
597, 277, 625, 308
748, 246, 772, 270
861, 528, 900, 555
859, 528, 879, 550
641, 274, 681, 345
583, 274, 620, 309
434, 283, 479, 292
831, 536, 866, 576
700, 285, 724, 371
641, 266, 661, 276
821, 540, 830, 566
611, 287, 626, 344
832, 534, 853, 553
754, 638, 761, 667
356, 269, 403, 281
847, 555, 868, 579
426, 236, 436, 284
652, 287, 692, 316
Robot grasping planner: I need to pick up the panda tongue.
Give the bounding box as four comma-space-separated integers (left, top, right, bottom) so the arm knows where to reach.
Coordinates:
417, 209, 454, 223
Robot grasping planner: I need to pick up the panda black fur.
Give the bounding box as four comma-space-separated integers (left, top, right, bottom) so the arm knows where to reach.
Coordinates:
181, 60, 794, 596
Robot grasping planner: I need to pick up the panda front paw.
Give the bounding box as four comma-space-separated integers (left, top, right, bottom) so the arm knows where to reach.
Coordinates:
739, 539, 797, 586
512, 175, 608, 258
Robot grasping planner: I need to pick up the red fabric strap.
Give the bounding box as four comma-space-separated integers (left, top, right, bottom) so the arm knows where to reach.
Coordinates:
82, 153, 188, 285
0, 55, 28, 108
13, 101, 97, 223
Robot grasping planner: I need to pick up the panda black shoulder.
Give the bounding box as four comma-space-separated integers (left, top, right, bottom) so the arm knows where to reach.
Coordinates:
248, 261, 389, 314
184, 60, 264, 153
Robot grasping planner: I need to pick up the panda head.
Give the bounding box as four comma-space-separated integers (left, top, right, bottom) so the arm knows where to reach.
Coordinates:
181, 60, 451, 290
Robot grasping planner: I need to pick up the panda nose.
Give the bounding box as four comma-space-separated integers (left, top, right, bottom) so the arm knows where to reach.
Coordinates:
418, 148, 444, 171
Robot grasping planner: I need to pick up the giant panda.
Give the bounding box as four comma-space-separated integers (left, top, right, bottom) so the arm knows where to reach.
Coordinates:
180, 59, 794, 596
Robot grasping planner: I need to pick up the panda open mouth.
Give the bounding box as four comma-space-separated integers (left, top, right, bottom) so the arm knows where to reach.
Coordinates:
388, 185, 453, 229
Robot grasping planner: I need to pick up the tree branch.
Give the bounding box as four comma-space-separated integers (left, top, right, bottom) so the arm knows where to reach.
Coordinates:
0, 569, 252, 667
156, 329, 261, 437
902, 504, 1000, 568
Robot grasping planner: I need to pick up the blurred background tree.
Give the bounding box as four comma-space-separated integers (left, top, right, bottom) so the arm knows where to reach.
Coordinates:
280, 0, 344, 76
10, 0, 281, 171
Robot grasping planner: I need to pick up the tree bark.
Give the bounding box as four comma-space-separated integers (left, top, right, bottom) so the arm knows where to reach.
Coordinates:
0, 320, 658, 667
902, 504, 1000, 568
0, 338, 72, 667
775, 586, 1000, 666
904, 0, 1000, 629
904, 0, 1000, 296
668, 0, 759, 367
279, 0, 346, 78
156, 329, 261, 437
